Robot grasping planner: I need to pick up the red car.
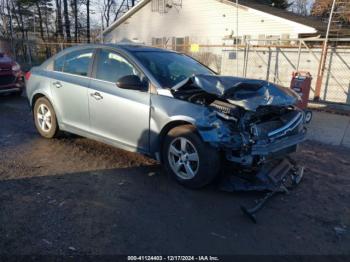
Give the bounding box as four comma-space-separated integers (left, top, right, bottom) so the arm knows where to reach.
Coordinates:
0, 53, 25, 96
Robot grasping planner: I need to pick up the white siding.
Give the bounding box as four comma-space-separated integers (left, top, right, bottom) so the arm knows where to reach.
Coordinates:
221, 47, 350, 104
104, 0, 317, 45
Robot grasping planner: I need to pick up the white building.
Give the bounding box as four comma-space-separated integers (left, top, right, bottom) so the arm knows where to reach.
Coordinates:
101, 0, 350, 105
103, 0, 325, 47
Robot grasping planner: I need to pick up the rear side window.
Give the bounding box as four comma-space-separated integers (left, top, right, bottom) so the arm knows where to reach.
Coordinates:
53, 55, 65, 71
62, 49, 94, 76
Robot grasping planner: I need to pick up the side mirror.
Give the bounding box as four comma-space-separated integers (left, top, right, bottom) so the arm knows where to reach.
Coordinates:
116, 75, 147, 91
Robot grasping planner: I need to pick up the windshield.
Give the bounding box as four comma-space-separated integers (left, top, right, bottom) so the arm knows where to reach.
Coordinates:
133, 51, 214, 88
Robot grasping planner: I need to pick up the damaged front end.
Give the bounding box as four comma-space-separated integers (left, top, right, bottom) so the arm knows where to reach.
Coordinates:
171, 74, 307, 169
169, 74, 308, 223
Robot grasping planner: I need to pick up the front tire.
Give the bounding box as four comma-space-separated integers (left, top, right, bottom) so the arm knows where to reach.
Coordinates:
33, 97, 59, 138
162, 125, 221, 188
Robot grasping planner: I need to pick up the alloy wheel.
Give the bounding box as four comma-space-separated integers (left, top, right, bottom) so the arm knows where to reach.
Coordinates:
168, 137, 199, 180
37, 104, 52, 132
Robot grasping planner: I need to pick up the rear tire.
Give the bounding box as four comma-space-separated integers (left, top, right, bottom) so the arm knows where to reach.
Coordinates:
162, 125, 221, 188
33, 97, 60, 138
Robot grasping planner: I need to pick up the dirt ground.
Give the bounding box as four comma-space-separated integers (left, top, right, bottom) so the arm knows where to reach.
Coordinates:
0, 95, 349, 255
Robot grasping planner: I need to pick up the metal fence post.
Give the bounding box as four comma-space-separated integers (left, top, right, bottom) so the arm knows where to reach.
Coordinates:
314, 0, 336, 101
266, 47, 271, 81
315, 39, 329, 100
26, 42, 32, 67
274, 47, 279, 83
296, 40, 302, 72
324, 46, 335, 101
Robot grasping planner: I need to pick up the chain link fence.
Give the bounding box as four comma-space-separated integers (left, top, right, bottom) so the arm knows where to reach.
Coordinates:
2, 37, 350, 105
175, 38, 350, 105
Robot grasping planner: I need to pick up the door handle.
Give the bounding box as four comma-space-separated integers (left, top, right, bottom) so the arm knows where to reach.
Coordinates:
90, 92, 103, 100
53, 81, 62, 88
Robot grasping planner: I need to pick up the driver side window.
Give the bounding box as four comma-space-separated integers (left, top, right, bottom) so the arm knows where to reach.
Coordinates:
95, 49, 139, 83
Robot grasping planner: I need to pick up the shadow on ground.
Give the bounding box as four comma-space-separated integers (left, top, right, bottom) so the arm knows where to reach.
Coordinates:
0, 96, 349, 255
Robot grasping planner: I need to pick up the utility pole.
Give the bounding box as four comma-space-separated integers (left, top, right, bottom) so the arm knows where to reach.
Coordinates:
314, 0, 336, 101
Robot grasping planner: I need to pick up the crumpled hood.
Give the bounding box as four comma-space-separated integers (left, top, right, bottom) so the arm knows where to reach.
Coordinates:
172, 74, 300, 111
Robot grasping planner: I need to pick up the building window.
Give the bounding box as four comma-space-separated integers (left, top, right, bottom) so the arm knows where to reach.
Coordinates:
152, 37, 164, 47
243, 35, 251, 44
258, 34, 266, 45
172, 37, 189, 52
151, 0, 168, 13
266, 35, 280, 45
233, 36, 242, 45
281, 34, 290, 45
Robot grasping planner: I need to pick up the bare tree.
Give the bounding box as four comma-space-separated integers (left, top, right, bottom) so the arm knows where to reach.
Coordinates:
102, 0, 115, 28
71, 0, 78, 42
11, 0, 25, 40
86, 0, 90, 42
312, 0, 350, 23
55, 0, 64, 38
62, 0, 71, 42
0, 0, 10, 37
113, 0, 127, 21
290, 0, 309, 16
34, 1, 45, 41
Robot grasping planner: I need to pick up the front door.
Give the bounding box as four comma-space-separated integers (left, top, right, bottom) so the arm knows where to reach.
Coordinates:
88, 49, 150, 152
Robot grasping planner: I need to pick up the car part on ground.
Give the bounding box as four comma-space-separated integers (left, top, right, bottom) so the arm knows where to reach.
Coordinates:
219, 157, 304, 223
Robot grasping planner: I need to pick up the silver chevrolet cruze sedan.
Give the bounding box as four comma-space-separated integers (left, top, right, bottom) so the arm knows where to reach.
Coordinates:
26, 44, 306, 188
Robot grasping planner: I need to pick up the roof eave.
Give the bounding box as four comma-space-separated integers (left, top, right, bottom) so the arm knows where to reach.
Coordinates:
103, 0, 150, 36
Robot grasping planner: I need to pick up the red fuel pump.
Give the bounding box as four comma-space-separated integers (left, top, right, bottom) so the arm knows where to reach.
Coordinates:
290, 71, 313, 123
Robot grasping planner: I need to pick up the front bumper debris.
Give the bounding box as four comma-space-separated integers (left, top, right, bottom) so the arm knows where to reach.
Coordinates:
251, 129, 307, 156
219, 158, 304, 223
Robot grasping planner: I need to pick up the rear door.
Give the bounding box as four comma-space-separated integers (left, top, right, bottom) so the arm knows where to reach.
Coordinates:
88, 49, 150, 152
49, 48, 94, 132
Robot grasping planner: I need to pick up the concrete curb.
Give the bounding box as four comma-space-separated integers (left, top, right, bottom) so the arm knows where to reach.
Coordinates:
307, 110, 350, 148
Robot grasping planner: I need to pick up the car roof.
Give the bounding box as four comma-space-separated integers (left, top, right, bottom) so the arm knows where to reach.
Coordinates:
43, 43, 174, 68
105, 43, 172, 53
63, 43, 174, 54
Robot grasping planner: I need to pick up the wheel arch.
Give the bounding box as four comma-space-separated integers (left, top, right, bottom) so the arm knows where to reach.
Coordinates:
157, 120, 197, 163
31, 92, 62, 125
31, 93, 46, 110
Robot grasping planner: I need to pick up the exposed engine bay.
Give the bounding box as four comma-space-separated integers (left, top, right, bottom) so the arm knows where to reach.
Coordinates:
171, 74, 306, 169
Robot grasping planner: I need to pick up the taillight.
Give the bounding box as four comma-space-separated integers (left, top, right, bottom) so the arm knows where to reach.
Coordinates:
25, 71, 31, 81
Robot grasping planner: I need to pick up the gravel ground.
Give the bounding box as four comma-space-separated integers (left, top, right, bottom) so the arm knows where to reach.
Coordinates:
0, 95, 349, 255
